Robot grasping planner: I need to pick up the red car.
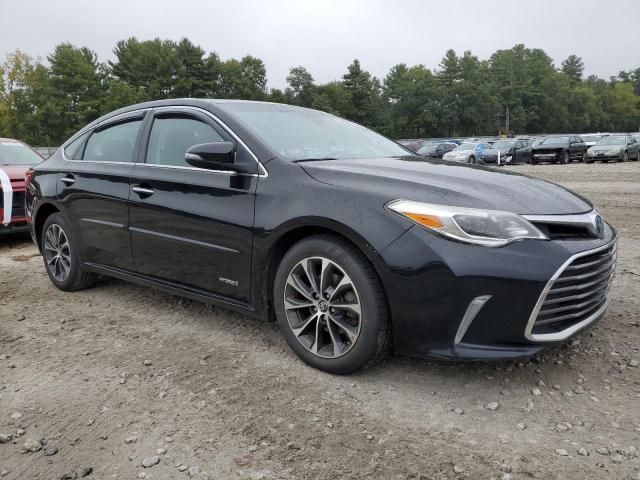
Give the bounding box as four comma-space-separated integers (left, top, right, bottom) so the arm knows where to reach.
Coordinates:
0, 138, 43, 235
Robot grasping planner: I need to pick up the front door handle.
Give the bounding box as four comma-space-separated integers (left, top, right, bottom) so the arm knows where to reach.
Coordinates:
61, 175, 75, 186
132, 185, 154, 196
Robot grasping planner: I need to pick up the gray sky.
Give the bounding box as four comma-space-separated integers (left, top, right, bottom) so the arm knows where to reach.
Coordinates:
1, 0, 637, 89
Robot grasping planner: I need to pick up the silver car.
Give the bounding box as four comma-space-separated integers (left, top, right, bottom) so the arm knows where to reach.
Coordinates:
442, 142, 490, 164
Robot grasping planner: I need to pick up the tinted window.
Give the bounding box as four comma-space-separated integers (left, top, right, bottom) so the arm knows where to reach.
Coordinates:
64, 131, 90, 159
146, 117, 224, 167
84, 120, 142, 163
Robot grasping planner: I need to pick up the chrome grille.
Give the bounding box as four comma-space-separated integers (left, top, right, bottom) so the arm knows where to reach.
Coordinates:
528, 242, 616, 340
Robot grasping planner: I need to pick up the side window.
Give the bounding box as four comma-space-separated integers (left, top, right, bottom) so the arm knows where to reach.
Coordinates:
63, 131, 90, 159
84, 119, 143, 163
146, 116, 224, 167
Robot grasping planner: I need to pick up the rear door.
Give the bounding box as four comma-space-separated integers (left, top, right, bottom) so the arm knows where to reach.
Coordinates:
58, 111, 147, 270
128, 107, 258, 303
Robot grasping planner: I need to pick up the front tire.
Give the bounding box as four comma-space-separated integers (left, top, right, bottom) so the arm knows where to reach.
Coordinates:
561, 151, 569, 164
622, 151, 628, 162
273, 235, 391, 374
41, 213, 98, 292
469, 155, 476, 164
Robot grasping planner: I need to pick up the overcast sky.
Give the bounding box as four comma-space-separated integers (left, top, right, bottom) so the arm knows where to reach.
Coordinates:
1, 0, 637, 89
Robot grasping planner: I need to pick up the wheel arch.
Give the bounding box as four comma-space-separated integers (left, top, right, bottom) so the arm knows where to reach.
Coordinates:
260, 219, 391, 322
33, 201, 62, 252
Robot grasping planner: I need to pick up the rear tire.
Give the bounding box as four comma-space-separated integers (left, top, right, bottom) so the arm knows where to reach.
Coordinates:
273, 235, 391, 374
41, 213, 98, 292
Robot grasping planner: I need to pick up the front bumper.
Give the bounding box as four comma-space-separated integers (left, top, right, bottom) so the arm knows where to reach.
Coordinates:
377, 222, 617, 360
532, 153, 560, 162
0, 219, 29, 236
587, 153, 622, 162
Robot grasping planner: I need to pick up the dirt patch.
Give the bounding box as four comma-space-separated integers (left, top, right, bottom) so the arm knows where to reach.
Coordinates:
0, 163, 639, 479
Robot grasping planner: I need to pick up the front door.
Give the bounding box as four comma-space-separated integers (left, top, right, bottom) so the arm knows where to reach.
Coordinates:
128, 108, 257, 303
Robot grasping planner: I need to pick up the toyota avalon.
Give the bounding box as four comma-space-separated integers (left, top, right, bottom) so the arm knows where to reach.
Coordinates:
25, 100, 617, 374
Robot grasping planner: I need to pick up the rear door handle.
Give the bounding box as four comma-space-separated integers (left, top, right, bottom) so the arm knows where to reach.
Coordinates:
61, 175, 75, 186
132, 185, 154, 196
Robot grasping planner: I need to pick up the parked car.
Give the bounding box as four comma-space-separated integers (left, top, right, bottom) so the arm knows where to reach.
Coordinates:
581, 134, 607, 150
442, 142, 490, 164
397, 139, 428, 153
26, 100, 616, 374
531, 135, 587, 164
0, 138, 43, 235
417, 141, 457, 159
480, 139, 531, 165
585, 135, 640, 163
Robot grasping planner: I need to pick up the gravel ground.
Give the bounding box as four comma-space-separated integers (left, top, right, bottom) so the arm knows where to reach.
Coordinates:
1, 162, 639, 480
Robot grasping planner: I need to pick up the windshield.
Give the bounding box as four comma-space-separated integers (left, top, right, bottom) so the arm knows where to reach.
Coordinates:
581, 135, 602, 143
0, 141, 42, 165
219, 102, 410, 161
541, 136, 569, 145
596, 136, 625, 146
454, 143, 477, 151
491, 141, 515, 149
417, 143, 439, 154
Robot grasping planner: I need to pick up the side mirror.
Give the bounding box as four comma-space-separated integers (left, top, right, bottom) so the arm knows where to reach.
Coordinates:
185, 142, 237, 171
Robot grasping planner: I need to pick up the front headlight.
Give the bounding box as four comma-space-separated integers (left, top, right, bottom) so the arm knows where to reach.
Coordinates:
387, 200, 548, 247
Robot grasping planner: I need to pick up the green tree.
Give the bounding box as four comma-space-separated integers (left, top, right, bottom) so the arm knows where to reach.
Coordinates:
46, 43, 104, 141
561, 55, 585, 84
341, 60, 386, 129
286, 66, 315, 107
110, 37, 180, 100
383, 64, 439, 137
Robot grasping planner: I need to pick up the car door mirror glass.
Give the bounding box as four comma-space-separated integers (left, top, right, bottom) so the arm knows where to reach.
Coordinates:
185, 142, 237, 170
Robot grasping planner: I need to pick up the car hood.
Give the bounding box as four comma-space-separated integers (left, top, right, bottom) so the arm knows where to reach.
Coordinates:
591, 145, 623, 151
0, 164, 31, 181
483, 148, 511, 155
299, 157, 592, 215
533, 143, 566, 150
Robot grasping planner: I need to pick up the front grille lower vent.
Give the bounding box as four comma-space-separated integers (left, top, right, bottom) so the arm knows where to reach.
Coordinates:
532, 222, 595, 240
531, 242, 616, 337
11, 191, 26, 218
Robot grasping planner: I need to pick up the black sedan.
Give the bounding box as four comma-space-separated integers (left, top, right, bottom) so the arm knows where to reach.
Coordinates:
25, 100, 617, 374
531, 135, 587, 164
416, 141, 457, 159
480, 139, 532, 165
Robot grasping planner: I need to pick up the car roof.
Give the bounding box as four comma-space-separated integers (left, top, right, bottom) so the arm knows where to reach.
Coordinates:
0, 138, 21, 143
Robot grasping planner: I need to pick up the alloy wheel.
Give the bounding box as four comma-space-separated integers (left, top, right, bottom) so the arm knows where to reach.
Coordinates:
283, 256, 362, 359
44, 224, 72, 282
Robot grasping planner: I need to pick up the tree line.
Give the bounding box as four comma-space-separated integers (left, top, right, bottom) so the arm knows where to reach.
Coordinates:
1, 38, 639, 146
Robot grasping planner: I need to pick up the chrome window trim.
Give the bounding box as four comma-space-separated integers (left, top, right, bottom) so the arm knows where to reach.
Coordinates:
61, 108, 150, 164
133, 162, 242, 177
524, 239, 617, 342
454, 295, 492, 345
149, 106, 268, 178
60, 105, 268, 178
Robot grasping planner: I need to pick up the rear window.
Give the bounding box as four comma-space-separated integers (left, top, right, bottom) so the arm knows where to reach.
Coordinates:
63, 131, 91, 159
84, 119, 143, 163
